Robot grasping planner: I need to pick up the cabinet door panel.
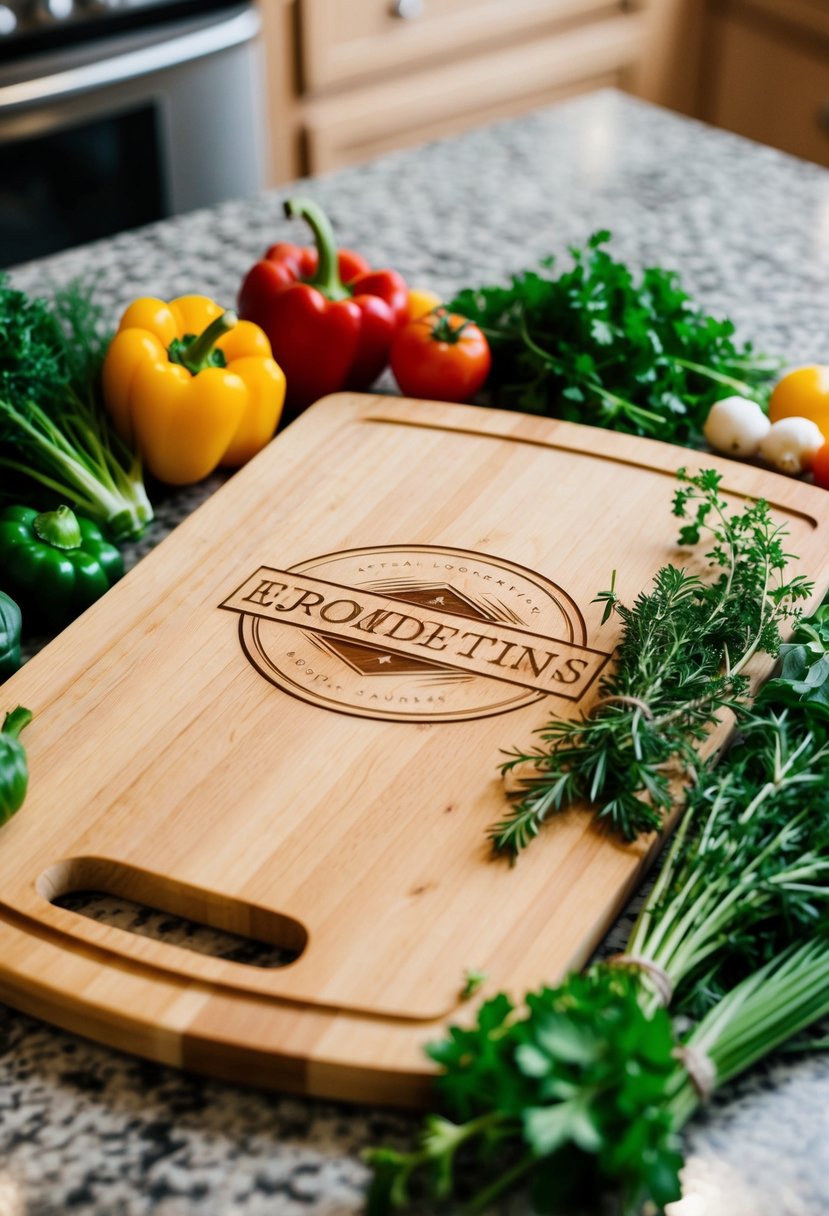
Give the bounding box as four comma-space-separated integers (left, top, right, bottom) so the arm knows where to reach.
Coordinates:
706, 10, 829, 168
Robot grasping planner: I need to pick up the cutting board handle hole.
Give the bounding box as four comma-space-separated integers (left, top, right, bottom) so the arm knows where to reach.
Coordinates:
38, 857, 307, 969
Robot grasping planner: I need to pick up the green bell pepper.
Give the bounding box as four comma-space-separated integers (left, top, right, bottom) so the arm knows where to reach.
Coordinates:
1, 705, 32, 824
0, 592, 22, 680
0, 505, 124, 629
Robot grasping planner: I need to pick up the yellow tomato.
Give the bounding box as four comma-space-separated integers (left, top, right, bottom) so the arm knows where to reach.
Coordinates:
768, 365, 829, 440
406, 287, 443, 323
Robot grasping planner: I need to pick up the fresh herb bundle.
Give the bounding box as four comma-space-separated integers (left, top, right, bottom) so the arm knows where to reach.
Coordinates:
0, 275, 152, 542
366, 967, 683, 1216
448, 232, 779, 444
364, 608, 829, 1216
365, 941, 829, 1216
625, 711, 829, 1020
494, 468, 812, 850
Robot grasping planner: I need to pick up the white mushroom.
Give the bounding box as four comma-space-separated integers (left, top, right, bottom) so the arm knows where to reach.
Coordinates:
703, 396, 771, 457
758, 416, 824, 475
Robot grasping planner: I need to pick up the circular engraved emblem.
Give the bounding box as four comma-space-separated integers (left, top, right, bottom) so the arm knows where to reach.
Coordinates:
222, 545, 607, 723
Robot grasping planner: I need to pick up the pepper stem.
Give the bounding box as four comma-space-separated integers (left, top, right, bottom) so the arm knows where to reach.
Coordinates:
33, 505, 82, 550
2, 706, 32, 739
284, 197, 351, 302
172, 311, 237, 375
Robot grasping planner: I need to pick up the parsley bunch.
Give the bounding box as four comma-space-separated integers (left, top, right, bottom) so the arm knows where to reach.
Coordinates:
366, 968, 683, 1216
494, 468, 812, 849
449, 232, 778, 444
0, 275, 152, 541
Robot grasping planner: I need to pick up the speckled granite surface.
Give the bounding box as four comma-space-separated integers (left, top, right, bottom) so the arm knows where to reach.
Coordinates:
5, 90, 829, 1215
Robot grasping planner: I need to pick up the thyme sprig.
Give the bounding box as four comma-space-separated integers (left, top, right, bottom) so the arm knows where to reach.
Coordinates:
493, 468, 812, 849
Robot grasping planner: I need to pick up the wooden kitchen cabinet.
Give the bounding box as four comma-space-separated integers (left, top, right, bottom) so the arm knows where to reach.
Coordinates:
701, 0, 829, 169
260, 0, 655, 183
640, 0, 829, 170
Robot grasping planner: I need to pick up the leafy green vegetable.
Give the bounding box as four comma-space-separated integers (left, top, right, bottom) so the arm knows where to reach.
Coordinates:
366, 941, 829, 1216
459, 969, 487, 1001
758, 605, 829, 719
494, 468, 812, 848
448, 232, 779, 444
0, 275, 152, 542
365, 968, 683, 1216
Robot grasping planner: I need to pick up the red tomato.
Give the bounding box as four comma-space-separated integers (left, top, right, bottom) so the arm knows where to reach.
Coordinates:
390, 310, 491, 404
812, 441, 829, 489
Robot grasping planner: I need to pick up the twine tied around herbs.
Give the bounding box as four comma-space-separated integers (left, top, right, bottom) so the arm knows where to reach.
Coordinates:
591, 694, 655, 721
674, 1044, 717, 1101
608, 953, 674, 1007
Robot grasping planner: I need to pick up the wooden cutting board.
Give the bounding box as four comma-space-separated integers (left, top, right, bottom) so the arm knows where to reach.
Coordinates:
2, 392, 829, 1107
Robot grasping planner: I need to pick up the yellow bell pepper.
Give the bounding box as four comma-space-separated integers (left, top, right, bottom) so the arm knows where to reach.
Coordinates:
102, 295, 286, 485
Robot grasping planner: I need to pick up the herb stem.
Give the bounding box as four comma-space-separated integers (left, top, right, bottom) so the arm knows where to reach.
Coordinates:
672, 355, 761, 397
463, 1152, 537, 1214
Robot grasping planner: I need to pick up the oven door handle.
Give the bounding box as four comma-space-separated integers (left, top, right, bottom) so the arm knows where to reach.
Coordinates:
0, 5, 260, 112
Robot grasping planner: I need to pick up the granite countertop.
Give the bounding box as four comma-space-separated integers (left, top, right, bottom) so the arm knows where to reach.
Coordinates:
5, 90, 829, 1216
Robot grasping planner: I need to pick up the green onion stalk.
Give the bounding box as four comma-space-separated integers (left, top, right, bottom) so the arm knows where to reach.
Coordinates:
667, 940, 829, 1128
364, 943, 829, 1216
622, 711, 829, 1020
0, 275, 153, 543
0, 395, 152, 543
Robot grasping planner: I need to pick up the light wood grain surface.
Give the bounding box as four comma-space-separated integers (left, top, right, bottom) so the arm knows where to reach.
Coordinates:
2, 392, 828, 1106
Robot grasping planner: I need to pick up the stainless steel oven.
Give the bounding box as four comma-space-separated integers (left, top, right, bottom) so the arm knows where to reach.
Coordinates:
0, 0, 267, 266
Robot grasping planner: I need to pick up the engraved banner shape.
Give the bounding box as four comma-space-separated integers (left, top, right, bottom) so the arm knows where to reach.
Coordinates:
221, 565, 607, 698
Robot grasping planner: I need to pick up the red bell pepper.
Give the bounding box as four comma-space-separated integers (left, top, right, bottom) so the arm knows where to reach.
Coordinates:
237, 197, 408, 412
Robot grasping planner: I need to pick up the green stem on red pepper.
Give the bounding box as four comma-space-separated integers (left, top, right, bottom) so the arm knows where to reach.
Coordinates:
239, 199, 408, 408
283, 197, 352, 302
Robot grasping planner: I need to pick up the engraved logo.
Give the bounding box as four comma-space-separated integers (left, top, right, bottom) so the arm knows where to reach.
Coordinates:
220, 545, 610, 722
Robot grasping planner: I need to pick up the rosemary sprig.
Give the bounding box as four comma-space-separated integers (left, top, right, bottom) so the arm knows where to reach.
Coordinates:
493, 468, 812, 850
